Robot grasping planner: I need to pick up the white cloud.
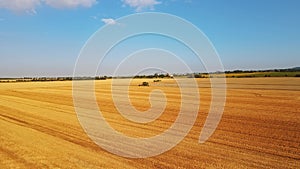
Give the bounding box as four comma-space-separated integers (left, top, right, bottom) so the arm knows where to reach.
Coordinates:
0, 0, 97, 13
0, 0, 40, 13
122, 0, 161, 12
44, 0, 97, 9
101, 18, 117, 25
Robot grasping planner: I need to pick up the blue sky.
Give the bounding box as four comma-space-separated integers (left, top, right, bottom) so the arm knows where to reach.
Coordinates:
0, 0, 300, 77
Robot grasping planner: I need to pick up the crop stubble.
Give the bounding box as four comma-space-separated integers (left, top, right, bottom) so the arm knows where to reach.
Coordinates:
0, 78, 299, 168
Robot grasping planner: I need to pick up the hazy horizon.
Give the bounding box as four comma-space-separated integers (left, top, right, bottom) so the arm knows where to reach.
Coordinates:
0, 66, 298, 78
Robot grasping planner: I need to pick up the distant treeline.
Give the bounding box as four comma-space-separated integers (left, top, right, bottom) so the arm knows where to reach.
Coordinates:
133, 73, 173, 79
186, 67, 300, 78
224, 67, 300, 74
0, 76, 111, 83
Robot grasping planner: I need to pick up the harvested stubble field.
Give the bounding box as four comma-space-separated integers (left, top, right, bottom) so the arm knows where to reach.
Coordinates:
0, 78, 299, 168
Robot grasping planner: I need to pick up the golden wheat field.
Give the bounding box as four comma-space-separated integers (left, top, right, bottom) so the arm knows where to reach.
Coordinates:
0, 78, 299, 168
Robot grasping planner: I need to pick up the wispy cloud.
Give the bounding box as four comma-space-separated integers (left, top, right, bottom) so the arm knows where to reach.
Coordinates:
184, 0, 192, 3
90, 15, 98, 20
0, 0, 97, 14
101, 18, 117, 25
44, 0, 97, 9
26, 8, 37, 15
122, 0, 161, 12
0, 0, 40, 13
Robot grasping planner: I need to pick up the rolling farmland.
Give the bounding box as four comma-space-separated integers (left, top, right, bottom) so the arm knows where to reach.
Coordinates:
0, 78, 299, 168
